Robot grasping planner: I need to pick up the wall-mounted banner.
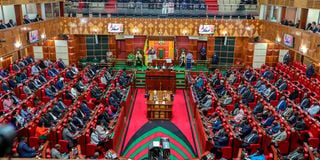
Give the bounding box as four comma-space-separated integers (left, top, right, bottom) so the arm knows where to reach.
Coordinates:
199, 25, 214, 34
108, 23, 124, 33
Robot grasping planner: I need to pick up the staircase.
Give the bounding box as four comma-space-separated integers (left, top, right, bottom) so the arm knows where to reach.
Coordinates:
105, 0, 117, 13
205, 0, 218, 13
114, 60, 127, 70
176, 71, 186, 89
135, 71, 146, 88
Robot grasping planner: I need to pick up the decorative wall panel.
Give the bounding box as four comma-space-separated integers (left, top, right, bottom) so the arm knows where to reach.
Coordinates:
60, 18, 263, 38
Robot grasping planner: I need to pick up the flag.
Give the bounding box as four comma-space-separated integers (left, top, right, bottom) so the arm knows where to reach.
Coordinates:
143, 37, 149, 65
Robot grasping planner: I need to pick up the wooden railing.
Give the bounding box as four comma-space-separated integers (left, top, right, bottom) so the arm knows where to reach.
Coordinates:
0, 0, 63, 5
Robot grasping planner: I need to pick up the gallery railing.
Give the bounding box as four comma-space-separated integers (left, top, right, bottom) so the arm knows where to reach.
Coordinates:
64, 2, 258, 18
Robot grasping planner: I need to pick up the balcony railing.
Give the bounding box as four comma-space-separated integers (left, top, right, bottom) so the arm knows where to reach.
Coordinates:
64, 2, 258, 18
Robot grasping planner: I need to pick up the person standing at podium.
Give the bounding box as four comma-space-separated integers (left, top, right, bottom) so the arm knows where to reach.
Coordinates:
148, 47, 157, 63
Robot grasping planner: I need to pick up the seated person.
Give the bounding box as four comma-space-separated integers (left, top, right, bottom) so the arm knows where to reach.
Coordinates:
262, 69, 274, 80
96, 121, 109, 140
307, 103, 320, 117
48, 68, 57, 77
45, 87, 55, 99
65, 90, 76, 101
8, 78, 17, 89
55, 77, 64, 90
213, 130, 229, 148
20, 104, 33, 121
51, 144, 69, 159
31, 65, 40, 75
234, 109, 245, 123
294, 117, 306, 131
90, 128, 100, 145
75, 79, 86, 93
200, 95, 212, 111
80, 100, 91, 117
266, 122, 281, 135
57, 58, 66, 69
253, 100, 264, 115
242, 130, 259, 147
274, 77, 283, 87
23, 84, 32, 95
3, 95, 14, 112
271, 128, 287, 144
262, 114, 274, 128
282, 105, 294, 119
91, 86, 103, 99
71, 64, 79, 75
283, 147, 304, 160
300, 94, 310, 109
12, 62, 20, 72
66, 69, 75, 80
276, 97, 287, 111
35, 122, 49, 140
39, 73, 47, 83
2, 81, 10, 92
278, 81, 288, 91
306, 64, 315, 79
70, 87, 79, 99
246, 149, 265, 160
49, 82, 58, 94
109, 96, 120, 108
266, 88, 276, 102
289, 89, 299, 100
18, 137, 37, 158
62, 124, 79, 148
211, 117, 223, 132
237, 121, 252, 139
257, 83, 267, 94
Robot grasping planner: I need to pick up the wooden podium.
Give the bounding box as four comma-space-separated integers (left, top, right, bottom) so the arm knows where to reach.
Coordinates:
145, 70, 176, 93
147, 90, 173, 120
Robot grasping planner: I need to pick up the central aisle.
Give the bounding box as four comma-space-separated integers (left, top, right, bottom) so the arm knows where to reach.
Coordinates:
120, 89, 199, 159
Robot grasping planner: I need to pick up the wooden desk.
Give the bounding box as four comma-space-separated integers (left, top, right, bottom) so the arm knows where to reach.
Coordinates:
146, 70, 176, 92
147, 90, 173, 120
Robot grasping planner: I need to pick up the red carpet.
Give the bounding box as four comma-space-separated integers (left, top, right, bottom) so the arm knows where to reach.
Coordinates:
122, 89, 148, 150
120, 89, 199, 158
171, 90, 197, 151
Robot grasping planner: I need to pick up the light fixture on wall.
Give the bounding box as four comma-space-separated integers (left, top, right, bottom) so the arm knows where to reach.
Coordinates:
41, 33, 47, 40
276, 37, 281, 43
80, 18, 88, 24
245, 26, 251, 31
0, 57, 3, 62
14, 41, 22, 49
132, 27, 140, 34
300, 45, 308, 55
182, 29, 189, 36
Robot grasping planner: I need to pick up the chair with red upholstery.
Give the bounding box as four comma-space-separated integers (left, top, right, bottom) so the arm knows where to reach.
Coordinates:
58, 140, 69, 153
28, 136, 40, 149
86, 144, 97, 157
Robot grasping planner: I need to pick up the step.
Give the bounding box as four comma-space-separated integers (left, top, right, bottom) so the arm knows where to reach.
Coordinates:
135, 85, 145, 88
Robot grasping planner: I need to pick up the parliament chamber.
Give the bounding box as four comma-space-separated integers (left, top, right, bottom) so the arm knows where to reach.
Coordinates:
0, 0, 320, 159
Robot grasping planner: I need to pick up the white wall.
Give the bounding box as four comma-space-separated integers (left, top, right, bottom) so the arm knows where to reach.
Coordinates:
307, 9, 320, 25
2, 5, 16, 23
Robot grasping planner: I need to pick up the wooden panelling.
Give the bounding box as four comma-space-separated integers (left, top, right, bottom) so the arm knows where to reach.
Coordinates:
260, 20, 320, 64
0, 0, 63, 5
235, 37, 249, 64
260, 0, 320, 9
60, 18, 263, 37
207, 37, 214, 59
14, 5, 23, 26
0, 19, 60, 58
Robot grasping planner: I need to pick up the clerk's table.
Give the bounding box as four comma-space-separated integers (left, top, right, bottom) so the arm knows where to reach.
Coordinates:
147, 90, 173, 120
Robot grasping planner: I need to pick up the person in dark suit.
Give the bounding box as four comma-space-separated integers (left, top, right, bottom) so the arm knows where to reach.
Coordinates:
91, 86, 103, 99
294, 118, 306, 131
80, 101, 91, 117
23, 15, 32, 24
239, 123, 253, 139
0, 20, 7, 29
276, 97, 287, 111
306, 64, 315, 79
289, 89, 299, 100
242, 131, 259, 147
283, 52, 291, 65
6, 19, 15, 28
262, 115, 275, 128
278, 81, 288, 91
57, 59, 66, 69
66, 70, 75, 80
8, 78, 17, 89
266, 88, 276, 102
34, 14, 43, 22
2, 81, 10, 92
300, 94, 310, 109
213, 132, 229, 148
55, 77, 64, 90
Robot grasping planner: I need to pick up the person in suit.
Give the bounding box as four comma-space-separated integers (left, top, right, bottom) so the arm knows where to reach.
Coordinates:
213, 132, 229, 148
57, 59, 66, 69
17, 137, 37, 158
8, 78, 17, 89
276, 97, 287, 111
275, 77, 283, 87
200, 95, 212, 111
266, 88, 276, 102
6, 19, 15, 28
51, 144, 69, 159
90, 128, 100, 145
289, 89, 299, 100
0, 20, 7, 29
262, 115, 275, 128
23, 84, 32, 95
91, 86, 103, 99
272, 128, 287, 144
45, 87, 55, 99
80, 101, 91, 117
238, 122, 253, 139
55, 77, 64, 91
300, 94, 310, 109
307, 103, 320, 117
242, 131, 259, 147
278, 81, 287, 91
23, 15, 32, 24
306, 64, 315, 79
262, 69, 274, 80
282, 105, 294, 119
66, 70, 75, 80
283, 147, 304, 160
266, 122, 281, 135
283, 52, 291, 65
294, 118, 306, 131
34, 14, 43, 22
212, 118, 222, 132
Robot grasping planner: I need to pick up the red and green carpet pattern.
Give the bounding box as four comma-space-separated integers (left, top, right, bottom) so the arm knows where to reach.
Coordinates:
120, 89, 199, 159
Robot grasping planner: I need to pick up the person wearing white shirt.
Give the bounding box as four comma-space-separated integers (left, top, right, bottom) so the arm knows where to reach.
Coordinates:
100, 76, 107, 85
307, 103, 320, 117
96, 121, 108, 140
90, 128, 100, 145
70, 87, 79, 98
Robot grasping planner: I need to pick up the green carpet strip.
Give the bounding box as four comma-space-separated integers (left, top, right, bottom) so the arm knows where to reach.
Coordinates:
122, 126, 196, 158
128, 137, 188, 159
